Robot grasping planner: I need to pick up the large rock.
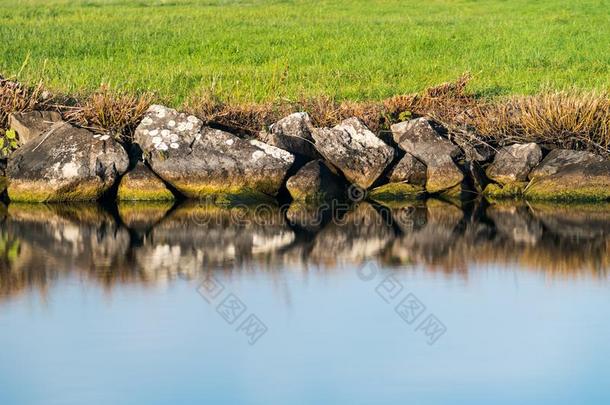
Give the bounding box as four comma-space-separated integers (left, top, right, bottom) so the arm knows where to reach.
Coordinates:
8, 110, 63, 145
134, 105, 295, 202
7, 122, 129, 202
257, 112, 320, 159
387, 152, 427, 186
525, 160, 610, 202
312, 117, 394, 189
286, 160, 344, 203
391, 118, 463, 193
452, 133, 494, 163
529, 149, 603, 181
486, 143, 542, 185
117, 161, 175, 201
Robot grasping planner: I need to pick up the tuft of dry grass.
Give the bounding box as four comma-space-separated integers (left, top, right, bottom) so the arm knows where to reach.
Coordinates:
61, 85, 153, 140
185, 74, 477, 136
0, 78, 152, 142
468, 92, 610, 154
0, 76, 50, 130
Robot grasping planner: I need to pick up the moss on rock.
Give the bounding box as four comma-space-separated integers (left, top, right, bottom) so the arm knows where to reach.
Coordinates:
524, 161, 610, 202
8, 180, 106, 202
483, 182, 527, 202
368, 182, 425, 202
525, 182, 610, 202
172, 182, 278, 205
117, 162, 175, 201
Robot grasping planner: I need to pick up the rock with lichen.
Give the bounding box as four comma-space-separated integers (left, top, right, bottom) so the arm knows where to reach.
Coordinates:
312, 117, 394, 189
528, 149, 603, 181
7, 122, 129, 202
525, 160, 610, 202
486, 143, 542, 186
258, 112, 320, 160
286, 160, 344, 203
391, 118, 464, 193
134, 105, 295, 202
387, 152, 427, 186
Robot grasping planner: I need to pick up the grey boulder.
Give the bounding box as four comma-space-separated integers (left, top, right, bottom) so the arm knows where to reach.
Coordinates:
8, 110, 63, 145
312, 117, 394, 189
286, 159, 344, 203
7, 122, 129, 202
387, 152, 427, 186
529, 149, 603, 181
525, 159, 610, 202
258, 112, 320, 159
486, 143, 542, 185
391, 118, 463, 193
134, 105, 295, 202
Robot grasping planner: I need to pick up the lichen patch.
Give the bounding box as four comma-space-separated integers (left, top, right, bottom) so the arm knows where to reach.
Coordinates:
249, 139, 294, 163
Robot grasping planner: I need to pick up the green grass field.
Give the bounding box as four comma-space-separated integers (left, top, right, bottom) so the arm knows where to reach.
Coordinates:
1, 0, 610, 106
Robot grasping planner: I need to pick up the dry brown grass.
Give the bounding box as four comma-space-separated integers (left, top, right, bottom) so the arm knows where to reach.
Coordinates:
2, 74, 610, 156
61, 85, 154, 140
0, 76, 50, 131
185, 74, 476, 136
467, 92, 610, 154
0, 78, 152, 141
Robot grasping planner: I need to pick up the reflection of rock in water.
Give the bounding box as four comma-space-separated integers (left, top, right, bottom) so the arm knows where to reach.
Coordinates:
388, 202, 427, 234
310, 202, 395, 266
118, 201, 174, 233
1, 200, 610, 301
286, 202, 330, 233
385, 199, 464, 268
6, 203, 130, 270
529, 203, 610, 239
1, 203, 131, 299
487, 204, 542, 245
136, 202, 296, 276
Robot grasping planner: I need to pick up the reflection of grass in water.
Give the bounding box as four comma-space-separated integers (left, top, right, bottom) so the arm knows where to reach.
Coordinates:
0, 232, 20, 263
0, 231, 28, 301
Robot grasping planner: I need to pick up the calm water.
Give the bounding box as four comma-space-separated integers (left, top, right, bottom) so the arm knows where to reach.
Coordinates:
0, 200, 609, 404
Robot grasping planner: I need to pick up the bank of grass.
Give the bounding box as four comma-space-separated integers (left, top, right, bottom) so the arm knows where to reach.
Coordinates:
1, 0, 610, 105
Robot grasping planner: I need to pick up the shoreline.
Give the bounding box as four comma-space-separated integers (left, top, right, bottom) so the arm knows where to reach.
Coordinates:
1, 78, 609, 205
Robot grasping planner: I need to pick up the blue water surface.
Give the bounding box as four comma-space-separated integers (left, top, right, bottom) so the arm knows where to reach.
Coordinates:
1, 263, 609, 404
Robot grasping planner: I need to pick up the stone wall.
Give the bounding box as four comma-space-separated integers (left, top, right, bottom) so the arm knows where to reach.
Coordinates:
3, 105, 610, 203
